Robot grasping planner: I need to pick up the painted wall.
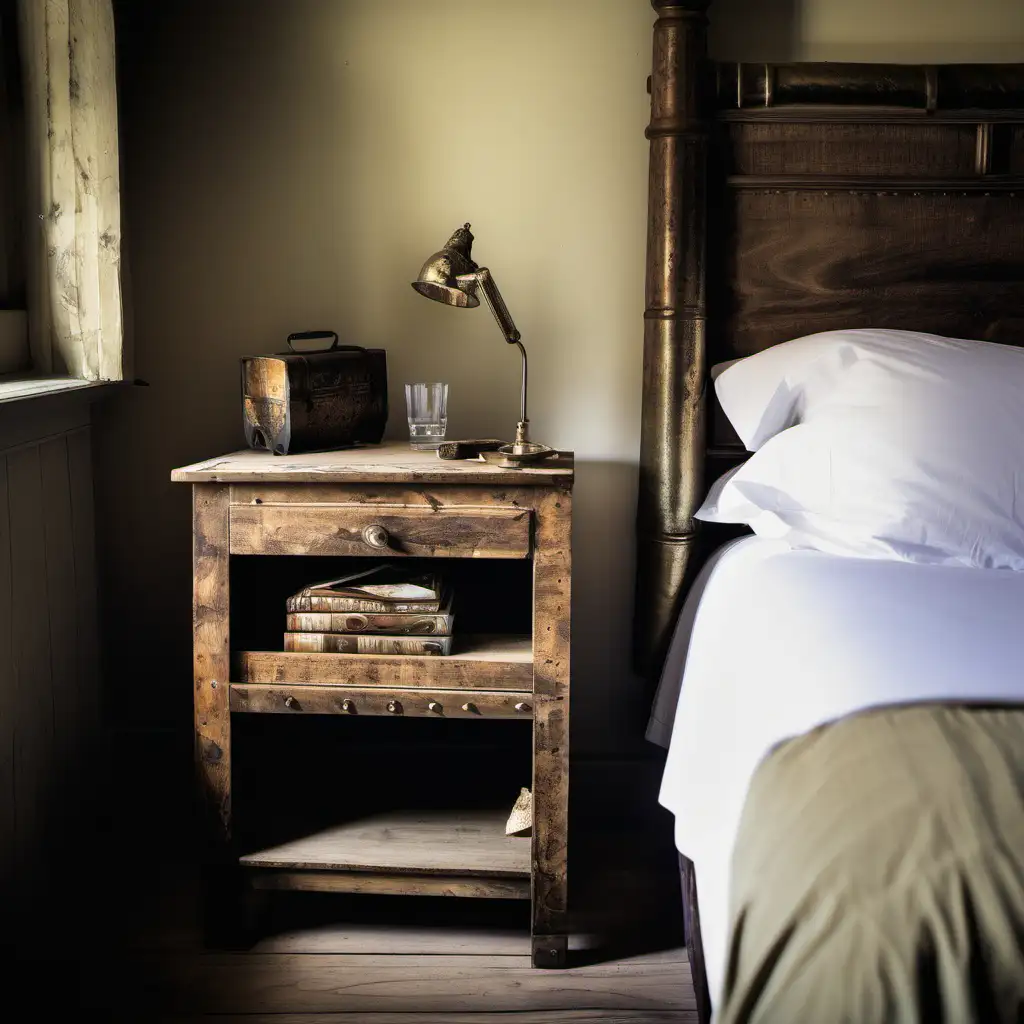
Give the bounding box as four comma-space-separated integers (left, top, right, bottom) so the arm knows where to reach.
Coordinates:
97, 0, 1023, 754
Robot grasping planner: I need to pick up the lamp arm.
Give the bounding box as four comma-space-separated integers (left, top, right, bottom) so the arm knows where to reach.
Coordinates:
473, 268, 528, 429
514, 340, 528, 427
475, 268, 521, 345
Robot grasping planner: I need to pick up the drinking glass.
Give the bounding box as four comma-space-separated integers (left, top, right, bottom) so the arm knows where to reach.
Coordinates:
405, 383, 448, 450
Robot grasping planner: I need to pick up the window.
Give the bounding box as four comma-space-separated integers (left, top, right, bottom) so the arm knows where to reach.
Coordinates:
1, 0, 123, 394
0, 0, 26, 377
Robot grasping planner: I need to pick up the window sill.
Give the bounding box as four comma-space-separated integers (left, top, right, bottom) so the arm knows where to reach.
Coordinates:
0, 374, 124, 405
0, 376, 130, 450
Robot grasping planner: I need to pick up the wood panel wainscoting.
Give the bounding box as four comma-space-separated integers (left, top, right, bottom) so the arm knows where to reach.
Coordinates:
0, 386, 107, 957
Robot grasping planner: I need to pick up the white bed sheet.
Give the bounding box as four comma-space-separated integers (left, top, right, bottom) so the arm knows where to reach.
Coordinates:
648, 535, 1024, 1013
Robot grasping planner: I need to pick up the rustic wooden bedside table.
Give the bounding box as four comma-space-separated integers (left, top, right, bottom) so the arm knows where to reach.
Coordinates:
171, 443, 573, 966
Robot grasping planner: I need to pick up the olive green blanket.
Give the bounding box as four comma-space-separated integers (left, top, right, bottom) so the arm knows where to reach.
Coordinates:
718, 705, 1024, 1023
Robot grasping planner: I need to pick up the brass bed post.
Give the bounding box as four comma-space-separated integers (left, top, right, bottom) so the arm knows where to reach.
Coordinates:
635, 0, 712, 676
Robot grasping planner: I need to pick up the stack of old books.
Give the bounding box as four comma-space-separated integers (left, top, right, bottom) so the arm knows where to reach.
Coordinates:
284, 566, 453, 655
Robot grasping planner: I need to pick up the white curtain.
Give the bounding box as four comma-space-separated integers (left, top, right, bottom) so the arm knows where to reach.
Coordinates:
18, 0, 122, 380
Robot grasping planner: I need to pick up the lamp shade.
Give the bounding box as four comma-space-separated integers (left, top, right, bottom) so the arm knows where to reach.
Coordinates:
411, 223, 480, 307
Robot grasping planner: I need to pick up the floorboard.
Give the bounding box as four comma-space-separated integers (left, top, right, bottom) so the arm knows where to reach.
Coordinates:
117, 951, 694, 1017
73, 736, 694, 1023
78, 840, 695, 1022
159, 1012, 695, 1023
248, 924, 690, 958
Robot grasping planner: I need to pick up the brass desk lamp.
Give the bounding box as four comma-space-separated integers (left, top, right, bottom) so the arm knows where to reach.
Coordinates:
411, 224, 554, 464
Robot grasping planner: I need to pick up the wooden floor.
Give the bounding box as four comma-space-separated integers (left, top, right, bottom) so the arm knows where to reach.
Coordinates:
23, 734, 694, 1023
64, 823, 696, 1023
133, 948, 694, 1022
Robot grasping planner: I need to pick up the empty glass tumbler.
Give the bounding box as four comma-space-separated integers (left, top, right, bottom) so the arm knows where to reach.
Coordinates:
405, 383, 448, 450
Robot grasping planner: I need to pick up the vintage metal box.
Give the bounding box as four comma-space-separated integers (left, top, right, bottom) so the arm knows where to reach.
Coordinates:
241, 332, 387, 455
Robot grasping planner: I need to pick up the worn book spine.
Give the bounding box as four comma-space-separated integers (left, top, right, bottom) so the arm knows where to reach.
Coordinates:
286, 595, 443, 614
286, 610, 454, 635
283, 633, 454, 655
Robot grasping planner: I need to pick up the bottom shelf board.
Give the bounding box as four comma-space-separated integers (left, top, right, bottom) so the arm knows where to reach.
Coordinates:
246, 868, 529, 900
239, 807, 531, 881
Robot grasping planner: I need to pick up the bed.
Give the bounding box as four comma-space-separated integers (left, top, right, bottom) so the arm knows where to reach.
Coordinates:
649, 537, 1024, 1020
634, 3, 1024, 1021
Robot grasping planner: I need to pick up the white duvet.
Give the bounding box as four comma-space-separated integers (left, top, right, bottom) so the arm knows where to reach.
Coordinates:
648, 536, 1024, 1011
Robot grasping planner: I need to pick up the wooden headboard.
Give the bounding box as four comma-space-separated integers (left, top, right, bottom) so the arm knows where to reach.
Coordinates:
634, 0, 1024, 674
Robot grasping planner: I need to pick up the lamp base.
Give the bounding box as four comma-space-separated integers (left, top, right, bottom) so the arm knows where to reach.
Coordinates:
499, 440, 554, 460
480, 421, 555, 467
482, 442, 556, 468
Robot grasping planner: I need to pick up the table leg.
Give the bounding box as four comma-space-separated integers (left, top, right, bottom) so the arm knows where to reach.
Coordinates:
193, 484, 237, 944
531, 488, 571, 968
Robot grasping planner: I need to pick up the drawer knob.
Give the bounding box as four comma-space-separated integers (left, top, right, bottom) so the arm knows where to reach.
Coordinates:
284, 695, 300, 710
514, 702, 531, 713
340, 699, 355, 714
387, 699, 402, 714
428, 701, 442, 714
362, 524, 391, 549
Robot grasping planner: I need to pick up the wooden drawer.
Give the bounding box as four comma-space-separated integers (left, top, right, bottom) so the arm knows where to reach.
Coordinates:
230, 684, 534, 719
228, 503, 531, 558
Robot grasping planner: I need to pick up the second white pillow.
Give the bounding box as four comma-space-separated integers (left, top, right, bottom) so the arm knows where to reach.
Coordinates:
699, 331, 1024, 569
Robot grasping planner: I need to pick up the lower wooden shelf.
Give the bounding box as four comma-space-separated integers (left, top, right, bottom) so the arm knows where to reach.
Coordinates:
239, 808, 531, 900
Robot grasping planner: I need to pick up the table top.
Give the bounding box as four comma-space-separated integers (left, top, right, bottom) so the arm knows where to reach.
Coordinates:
171, 442, 575, 485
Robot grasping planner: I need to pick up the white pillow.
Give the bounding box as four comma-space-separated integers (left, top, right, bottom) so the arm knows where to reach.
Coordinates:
698, 330, 1024, 569
714, 328, 1007, 451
